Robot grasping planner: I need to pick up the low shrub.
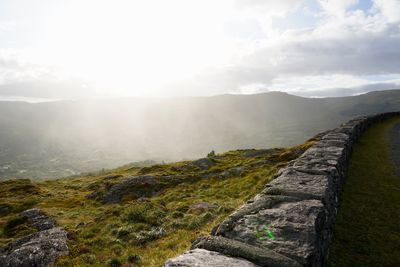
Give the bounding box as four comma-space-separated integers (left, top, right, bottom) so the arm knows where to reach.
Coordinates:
131, 227, 166, 246
80, 254, 97, 264
171, 211, 184, 218
122, 203, 166, 226
106, 258, 122, 267
127, 254, 141, 264
111, 244, 124, 256
2, 215, 32, 237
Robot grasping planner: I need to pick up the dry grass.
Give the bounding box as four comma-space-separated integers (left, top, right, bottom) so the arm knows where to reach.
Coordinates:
0, 140, 316, 266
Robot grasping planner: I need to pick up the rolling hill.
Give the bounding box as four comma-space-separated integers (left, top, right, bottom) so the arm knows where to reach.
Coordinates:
0, 89, 400, 179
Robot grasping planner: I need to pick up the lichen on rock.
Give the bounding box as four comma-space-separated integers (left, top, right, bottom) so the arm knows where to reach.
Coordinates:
0, 208, 68, 267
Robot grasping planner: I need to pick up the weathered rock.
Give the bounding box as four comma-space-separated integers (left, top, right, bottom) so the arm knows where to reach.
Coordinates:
216, 199, 326, 266
220, 166, 245, 178
0, 208, 69, 267
263, 170, 334, 205
192, 236, 301, 267
164, 248, 260, 267
190, 158, 215, 170
0, 227, 68, 267
102, 175, 188, 203
214, 195, 300, 235
20, 208, 56, 231
201, 166, 246, 180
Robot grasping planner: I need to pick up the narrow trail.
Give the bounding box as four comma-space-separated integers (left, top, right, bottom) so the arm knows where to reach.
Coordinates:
328, 117, 400, 267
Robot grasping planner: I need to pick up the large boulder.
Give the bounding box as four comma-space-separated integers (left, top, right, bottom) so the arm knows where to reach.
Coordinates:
101, 175, 188, 204
20, 208, 56, 231
190, 158, 215, 170
0, 227, 68, 267
0, 208, 69, 267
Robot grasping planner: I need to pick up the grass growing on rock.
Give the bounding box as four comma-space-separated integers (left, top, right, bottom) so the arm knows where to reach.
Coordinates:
0, 140, 316, 266
328, 117, 400, 267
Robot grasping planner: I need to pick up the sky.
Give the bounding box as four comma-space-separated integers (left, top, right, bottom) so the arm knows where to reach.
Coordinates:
0, 0, 400, 100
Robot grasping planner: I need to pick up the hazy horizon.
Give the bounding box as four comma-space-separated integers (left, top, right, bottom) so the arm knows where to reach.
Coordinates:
1, 88, 400, 104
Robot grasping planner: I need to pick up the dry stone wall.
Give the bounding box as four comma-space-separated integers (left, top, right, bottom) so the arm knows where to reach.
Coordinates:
165, 112, 400, 267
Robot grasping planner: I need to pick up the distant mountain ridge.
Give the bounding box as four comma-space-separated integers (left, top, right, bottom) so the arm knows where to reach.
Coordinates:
0, 89, 400, 179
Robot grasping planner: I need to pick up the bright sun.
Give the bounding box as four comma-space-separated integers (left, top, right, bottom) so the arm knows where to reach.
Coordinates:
30, 0, 236, 96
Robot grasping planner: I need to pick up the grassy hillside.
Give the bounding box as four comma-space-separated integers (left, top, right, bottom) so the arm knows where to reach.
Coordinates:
328, 117, 400, 266
0, 138, 317, 267
1, 89, 400, 180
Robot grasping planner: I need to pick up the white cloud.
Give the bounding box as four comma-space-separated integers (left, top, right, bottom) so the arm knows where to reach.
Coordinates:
0, 0, 399, 98
189, 0, 400, 95
373, 0, 400, 22
235, 0, 304, 16
317, 0, 359, 17
0, 21, 16, 32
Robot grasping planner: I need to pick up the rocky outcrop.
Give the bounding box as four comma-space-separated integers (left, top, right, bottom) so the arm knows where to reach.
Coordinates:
98, 166, 247, 204
0, 208, 68, 267
20, 208, 56, 231
190, 158, 215, 170
165, 112, 400, 267
102, 175, 158, 203
98, 175, 191, 203
0, 227, 68, 267
101, 175, 190, 203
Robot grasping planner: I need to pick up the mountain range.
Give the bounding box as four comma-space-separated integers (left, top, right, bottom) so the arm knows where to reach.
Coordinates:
1, 89, 400, 179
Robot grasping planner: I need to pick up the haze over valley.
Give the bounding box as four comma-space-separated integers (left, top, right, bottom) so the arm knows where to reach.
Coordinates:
0, 89, 399, 179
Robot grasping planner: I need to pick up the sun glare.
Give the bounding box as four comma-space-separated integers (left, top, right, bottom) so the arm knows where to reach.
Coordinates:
30, 0, 236, 96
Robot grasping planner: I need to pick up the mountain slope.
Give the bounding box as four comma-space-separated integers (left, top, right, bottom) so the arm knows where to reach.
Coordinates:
0, 139, 316, 266
0, 89, 400, 179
